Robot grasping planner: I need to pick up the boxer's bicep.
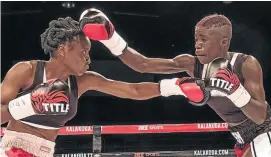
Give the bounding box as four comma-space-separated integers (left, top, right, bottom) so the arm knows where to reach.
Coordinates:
242, 56, 265, 104
120, 47, 195, 74
77, 71, 160, 100
1, 62, 33, 124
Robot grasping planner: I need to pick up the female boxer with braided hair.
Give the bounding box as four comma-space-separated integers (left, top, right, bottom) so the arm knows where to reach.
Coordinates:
1, 17, 207, 157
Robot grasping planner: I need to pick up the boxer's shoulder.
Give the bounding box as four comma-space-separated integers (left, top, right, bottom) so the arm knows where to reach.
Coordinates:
229, 51, 258, 71
174, 54, 195, 65
76, 71, 98, 82
242, 55, 259, 66
229, 51, 250, 59
9, 60, 38, 90
1, 60, 38, 103
12, 60, 33, 71
173, 54, 196, 76
242, 55, 262, 78
229, 51, 260, 70
77, 71, 107, 85
76, 71, 102, 96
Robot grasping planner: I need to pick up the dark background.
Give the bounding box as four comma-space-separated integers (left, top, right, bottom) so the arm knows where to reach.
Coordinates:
2, 1, 271, 153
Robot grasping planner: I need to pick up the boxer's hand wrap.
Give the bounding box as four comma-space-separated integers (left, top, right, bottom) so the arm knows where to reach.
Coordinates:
159, 77, 210, 106
8, 79, 70, 120
205, 68, 251, 108
79, 8, 127, 56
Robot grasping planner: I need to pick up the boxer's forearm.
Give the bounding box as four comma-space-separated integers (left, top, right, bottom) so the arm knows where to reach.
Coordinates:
240, 99, 267, 125
120, 47, 188, 74
99, 82, 161, 100
1, 105, 12, 124
127, 83, 161, 100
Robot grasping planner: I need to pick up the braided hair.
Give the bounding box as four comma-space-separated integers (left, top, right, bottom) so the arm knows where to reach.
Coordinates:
40, 17, 85, 57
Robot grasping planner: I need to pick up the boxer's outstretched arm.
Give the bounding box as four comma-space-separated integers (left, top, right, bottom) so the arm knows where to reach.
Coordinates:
77, 71, 160, 99
1, 62, 33, 124
119, 47, 195, 74
78, 71, 209, 104
79, 9, 195, 74
240, 56, 267, 125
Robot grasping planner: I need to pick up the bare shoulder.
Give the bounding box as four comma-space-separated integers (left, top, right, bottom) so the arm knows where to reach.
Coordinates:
242, 55, 262, 73
242, 55, 263, 80
3, 60, 37, 85
173, 54, 195, 64
84, 71, 104, 77
242, 55, 261, 67
173, 54, 196, 76
1, 60, 37, 103
76, 71, 106, 97
77, 71, 104, 82
10, 60, 34, 73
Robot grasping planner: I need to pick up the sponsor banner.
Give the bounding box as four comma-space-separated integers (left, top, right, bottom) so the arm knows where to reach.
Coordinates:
54, 150, 235, 157
193, 149, 233, 156
1, 123, 228, 136
54, 153, 93, 157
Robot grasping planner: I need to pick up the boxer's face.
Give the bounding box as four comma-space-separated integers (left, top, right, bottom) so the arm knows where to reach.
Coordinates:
61, 35, 91, 76
195, 27, 226, 64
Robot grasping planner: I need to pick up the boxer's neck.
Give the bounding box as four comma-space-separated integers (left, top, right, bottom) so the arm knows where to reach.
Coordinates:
216, 51, 230, 60
45, 58, 70, 81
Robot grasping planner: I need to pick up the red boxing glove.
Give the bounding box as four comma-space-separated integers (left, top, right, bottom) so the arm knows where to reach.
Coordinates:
79, 8, 127, 56
177, 77, 205, 102
178, 77, 210, 106
79, 8, 114, 40
159, 77, 210, 106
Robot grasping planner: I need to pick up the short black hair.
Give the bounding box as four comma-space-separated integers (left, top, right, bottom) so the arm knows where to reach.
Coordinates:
40, 17, 85, 57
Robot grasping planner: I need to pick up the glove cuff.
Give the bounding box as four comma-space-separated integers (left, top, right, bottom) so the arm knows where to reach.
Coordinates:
228, 84, 251, 108
8, 93, 36, 120
159, 78, 185, 97
100, 31, 127, 56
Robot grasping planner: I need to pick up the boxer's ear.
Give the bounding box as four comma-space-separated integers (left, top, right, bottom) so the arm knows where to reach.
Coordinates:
220, 37, 230, 51
57, 44, 65, 57
221, 37, 229, 46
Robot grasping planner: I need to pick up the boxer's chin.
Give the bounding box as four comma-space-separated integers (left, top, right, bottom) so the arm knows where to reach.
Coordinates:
75, 68, 88, 76
74, 70, 85, 77
77, 73, 83, 77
